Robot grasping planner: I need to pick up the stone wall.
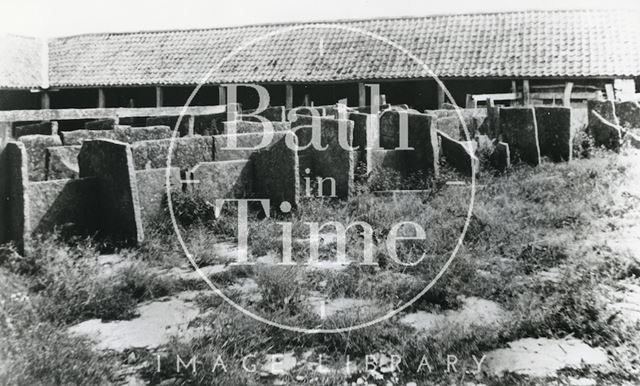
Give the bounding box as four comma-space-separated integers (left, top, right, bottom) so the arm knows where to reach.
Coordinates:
190, 160, 253, 200
131, 136, 213, 170
146, 115, 193, 137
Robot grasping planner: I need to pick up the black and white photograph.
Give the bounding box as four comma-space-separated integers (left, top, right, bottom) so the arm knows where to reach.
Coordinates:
1, 0, 640, 384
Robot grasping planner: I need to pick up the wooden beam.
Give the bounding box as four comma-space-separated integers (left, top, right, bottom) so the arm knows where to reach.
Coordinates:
471, 92, 520, 102
530, 92, 597, 100
41, 92, 50, 109
522, 80, 531, 105
563, 82, 574, 107
0, 105, 227, 122
155, 86, 163, 108
218, 86, 226, 105
98, 88, 106, 108
358, 82, 366, 107
437, 84, 445, 109
285, 84, 293, 109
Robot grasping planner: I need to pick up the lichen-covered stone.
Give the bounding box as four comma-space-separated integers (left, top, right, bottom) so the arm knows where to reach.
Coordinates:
14, 121, 58, 138
79, 139, 144, 245
135, 167, 181, 228
18, 134, 63, 181
615, 101, 640, 129
437, 116, 461, 140
115, 125, 172, 143
588, 100, 620, 149
46, 145, 80, 180
213, 132, 286, 161
499, 107, 541, 166
222, 120, 290, 134
194, 113, 225, 136
131, 137, 214, 170
438, 131, 479, 176
146, 116, 193, 137
191, 160, 253, 200
61, 129, 118, 146
535, 106, 572, 162
252, 133, 299, 209
85, 118, 118, 131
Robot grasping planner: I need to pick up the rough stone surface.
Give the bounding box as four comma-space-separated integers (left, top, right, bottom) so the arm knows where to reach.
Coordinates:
146, 115, 193, 137
114, 125, 171, 143
190, 160, 253, 199
222, 120, 290, 134
534, 106, 572, 162
28, 178, 99, 236
490, 142, 511, 171
61, 129, 118, 146
438, 131, 479, 176
348, 112, 377, 151
426, 108, 492, 138
615, 101, 640, 129
3, 142, 29, 254
14, 121, 58, 138
499, 107, 541, 166
194, 113, 225, 136
79, 139, 144, 245
588, 100, 620, 149
131, 136, 213, 170
242, 106, 286, 122
437, 116, 461, 140
213, 132, 284, 162
484, 338, 608, 377
252, 132, 300, 209
46, 145, 80, 180
135, 167, 181, 228
18, 134, 63, 181
286, 107, 326, 120
85, 118, 118, 131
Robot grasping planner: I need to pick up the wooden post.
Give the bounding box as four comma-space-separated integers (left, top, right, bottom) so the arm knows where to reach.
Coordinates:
98, 88, 106, 108
437, 84, 445, 109
155, 86, 163, 107
605, 83, 615, 101
285, 84, 293, 109
563, 82, 574, 107
186, 115, 195, 136
41, 92, 50, 109
522, 80, 531, 105
218, 85, 226, 105
0, 121, 11, 145
358, 82, 366, 107
303, 94, 310, 107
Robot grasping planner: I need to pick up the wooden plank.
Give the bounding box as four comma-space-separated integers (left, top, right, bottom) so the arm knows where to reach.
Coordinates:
472, 92, 520, 102
358, 82, 366, 107
98, 88, 106, 108
0, 105, 227, 122
218, 86, 226, 105
155, 86, 163, 108
285, 84, 293, 109
563, 82, 574, 107
530, 91, 597, 100
437, 84, 445, 109
523, 80, 531, 105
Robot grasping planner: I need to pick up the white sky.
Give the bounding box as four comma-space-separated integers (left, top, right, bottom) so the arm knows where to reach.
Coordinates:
0, 0, 638, 37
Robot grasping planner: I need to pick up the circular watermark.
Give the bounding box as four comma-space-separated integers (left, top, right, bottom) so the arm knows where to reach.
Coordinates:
166, 24, 476, 333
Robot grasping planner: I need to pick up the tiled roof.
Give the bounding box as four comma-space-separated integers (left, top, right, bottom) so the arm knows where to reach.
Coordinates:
5, 9, 640, 89
0, 34, 45, 88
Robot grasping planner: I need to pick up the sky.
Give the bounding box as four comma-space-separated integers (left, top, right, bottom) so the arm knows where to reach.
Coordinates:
0, 0, 638, 37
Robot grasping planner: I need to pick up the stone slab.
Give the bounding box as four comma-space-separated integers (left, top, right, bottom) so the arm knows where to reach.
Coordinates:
79, 139, 144, 245
499, 107, 541, 166
3, 142, 29, 254
114, 125, 172, 143
14, 121, 58, 138
242, 106, 286, 122
222, 120, 290, 134
438, 131, 479, 177
28, 178, 100, 236
46, 145, 80, 180
213, 132, 286, 162
534, 106, 572, 162
194, 113, 225, 136
18, 134, 63, 181
146, 116, 193, 137
131, 136, 214, 170
61, 129, 118, 146
615, 101, 640, 129
437, 116, 461, 140
348, 112, 377, 151
588, 100, 620, 149
135, 167, 181, 228
252, 133, 300, 208
490, 142, 511, 171
191, 160, 253, 200
85, 118, 118, 131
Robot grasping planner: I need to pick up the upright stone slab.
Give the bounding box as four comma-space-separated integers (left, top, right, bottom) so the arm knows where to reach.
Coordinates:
61, 129, 118, 146
438, 131, 479, 177
28, 178, 99, 236
286, 107, 326, 120
406, 112, 439, 175
615, 101, 640, 129
222, 120, 290, 135
242, 106, 286, 122
85, 118, 118, 131
194, 113, 225, 136
46, 145, 81, 180
3, 142, 30, 254
252, 133, 300, 209
588, 100, 620, 149
213, 132, 286, 162
437, 116, 461, 140
18, 135, 63, 181
348, 112, 377, 151
490, 142, 511, 171
146, 116, 193, 137
499, 107, 541, 166
78, 139, 144, 245
14, 121, 58, 138
134, 167, 181, 227
131, 137, 214, 170
534, 106, 572, 162
190, 160, 253, 200
115, 125, 171, 143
